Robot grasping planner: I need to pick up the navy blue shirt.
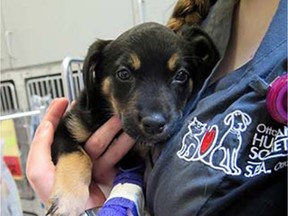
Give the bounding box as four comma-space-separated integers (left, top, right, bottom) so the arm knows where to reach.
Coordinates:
146, 0, 287, 215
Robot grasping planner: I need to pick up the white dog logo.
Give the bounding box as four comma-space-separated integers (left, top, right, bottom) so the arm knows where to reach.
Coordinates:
178, 110, 252, 176
209, 110, 252, 175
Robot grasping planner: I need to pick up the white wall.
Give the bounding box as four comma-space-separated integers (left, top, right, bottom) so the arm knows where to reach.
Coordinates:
1, 0, 176, 71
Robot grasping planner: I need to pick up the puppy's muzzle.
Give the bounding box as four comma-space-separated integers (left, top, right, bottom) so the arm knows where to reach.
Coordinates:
139, 112, 167, 135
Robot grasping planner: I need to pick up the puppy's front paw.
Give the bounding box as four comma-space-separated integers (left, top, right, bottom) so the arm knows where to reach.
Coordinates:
46, 185, 89, 216
46, 151, 92, 216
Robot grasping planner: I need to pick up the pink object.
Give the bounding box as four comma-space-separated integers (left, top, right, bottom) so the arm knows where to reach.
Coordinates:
266, 74, 288, 124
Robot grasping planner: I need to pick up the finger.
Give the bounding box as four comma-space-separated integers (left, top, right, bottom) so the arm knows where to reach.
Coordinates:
30, 97, 68, 154
85, 116, 123, 158
42, 97, 69, 130
28, 121, 54, 160
27, 121, 55, 175
26, 121, 56, 202
26, 98, 68, 203
28, 97, 68, 170
99, 132, 135, 167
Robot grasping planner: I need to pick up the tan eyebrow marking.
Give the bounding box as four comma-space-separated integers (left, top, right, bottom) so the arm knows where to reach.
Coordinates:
130, 53, 141, 70
168, 53, 179, 71
101, 77, 121, 115
101, 77, 112, 96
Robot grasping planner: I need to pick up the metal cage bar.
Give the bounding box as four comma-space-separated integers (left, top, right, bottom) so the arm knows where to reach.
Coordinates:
26, 75, 65, 108
62, 57, 84, 101
0, 82, 19, 114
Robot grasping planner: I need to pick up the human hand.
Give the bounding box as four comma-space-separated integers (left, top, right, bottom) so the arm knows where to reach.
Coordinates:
84, 116, 136, 200
26, 98, 135, 209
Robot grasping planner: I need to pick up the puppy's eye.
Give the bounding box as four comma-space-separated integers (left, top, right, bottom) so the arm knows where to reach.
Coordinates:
174, 69, 189, 83
116, 69, 132, 81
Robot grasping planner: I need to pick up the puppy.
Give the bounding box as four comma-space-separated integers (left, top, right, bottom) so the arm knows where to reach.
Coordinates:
47, 22, 219, 215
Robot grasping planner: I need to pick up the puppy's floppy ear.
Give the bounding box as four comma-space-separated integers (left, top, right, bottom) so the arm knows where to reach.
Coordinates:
178, 26, 219, 85
82, 39, 112, 106
83, 39, 112, 87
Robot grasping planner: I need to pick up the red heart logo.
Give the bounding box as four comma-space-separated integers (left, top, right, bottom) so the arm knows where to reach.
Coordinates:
200, 128, 216, 154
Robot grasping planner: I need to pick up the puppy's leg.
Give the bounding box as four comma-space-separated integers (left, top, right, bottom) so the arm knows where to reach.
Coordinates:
47, 148, 92, 216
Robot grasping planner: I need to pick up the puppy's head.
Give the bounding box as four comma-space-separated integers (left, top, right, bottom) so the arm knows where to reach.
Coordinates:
83, 22, 219, 144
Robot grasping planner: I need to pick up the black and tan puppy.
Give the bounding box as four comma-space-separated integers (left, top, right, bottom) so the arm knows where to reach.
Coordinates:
47, 22, 219, 215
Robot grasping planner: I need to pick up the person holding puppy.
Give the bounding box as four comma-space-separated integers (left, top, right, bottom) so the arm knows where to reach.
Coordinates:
27, 0, 287, 215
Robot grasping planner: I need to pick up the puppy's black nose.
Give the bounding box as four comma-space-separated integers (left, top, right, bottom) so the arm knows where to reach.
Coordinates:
141, 113, 166, 135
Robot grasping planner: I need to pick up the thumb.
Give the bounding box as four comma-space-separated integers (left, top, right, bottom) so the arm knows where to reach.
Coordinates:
26, 120, 55, 184
28, 121, 55, 165
26, 120, 56, 203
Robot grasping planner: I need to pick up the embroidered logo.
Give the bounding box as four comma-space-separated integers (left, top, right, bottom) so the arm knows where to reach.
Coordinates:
178, 110, 288, 177
178, 110, 251, 175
